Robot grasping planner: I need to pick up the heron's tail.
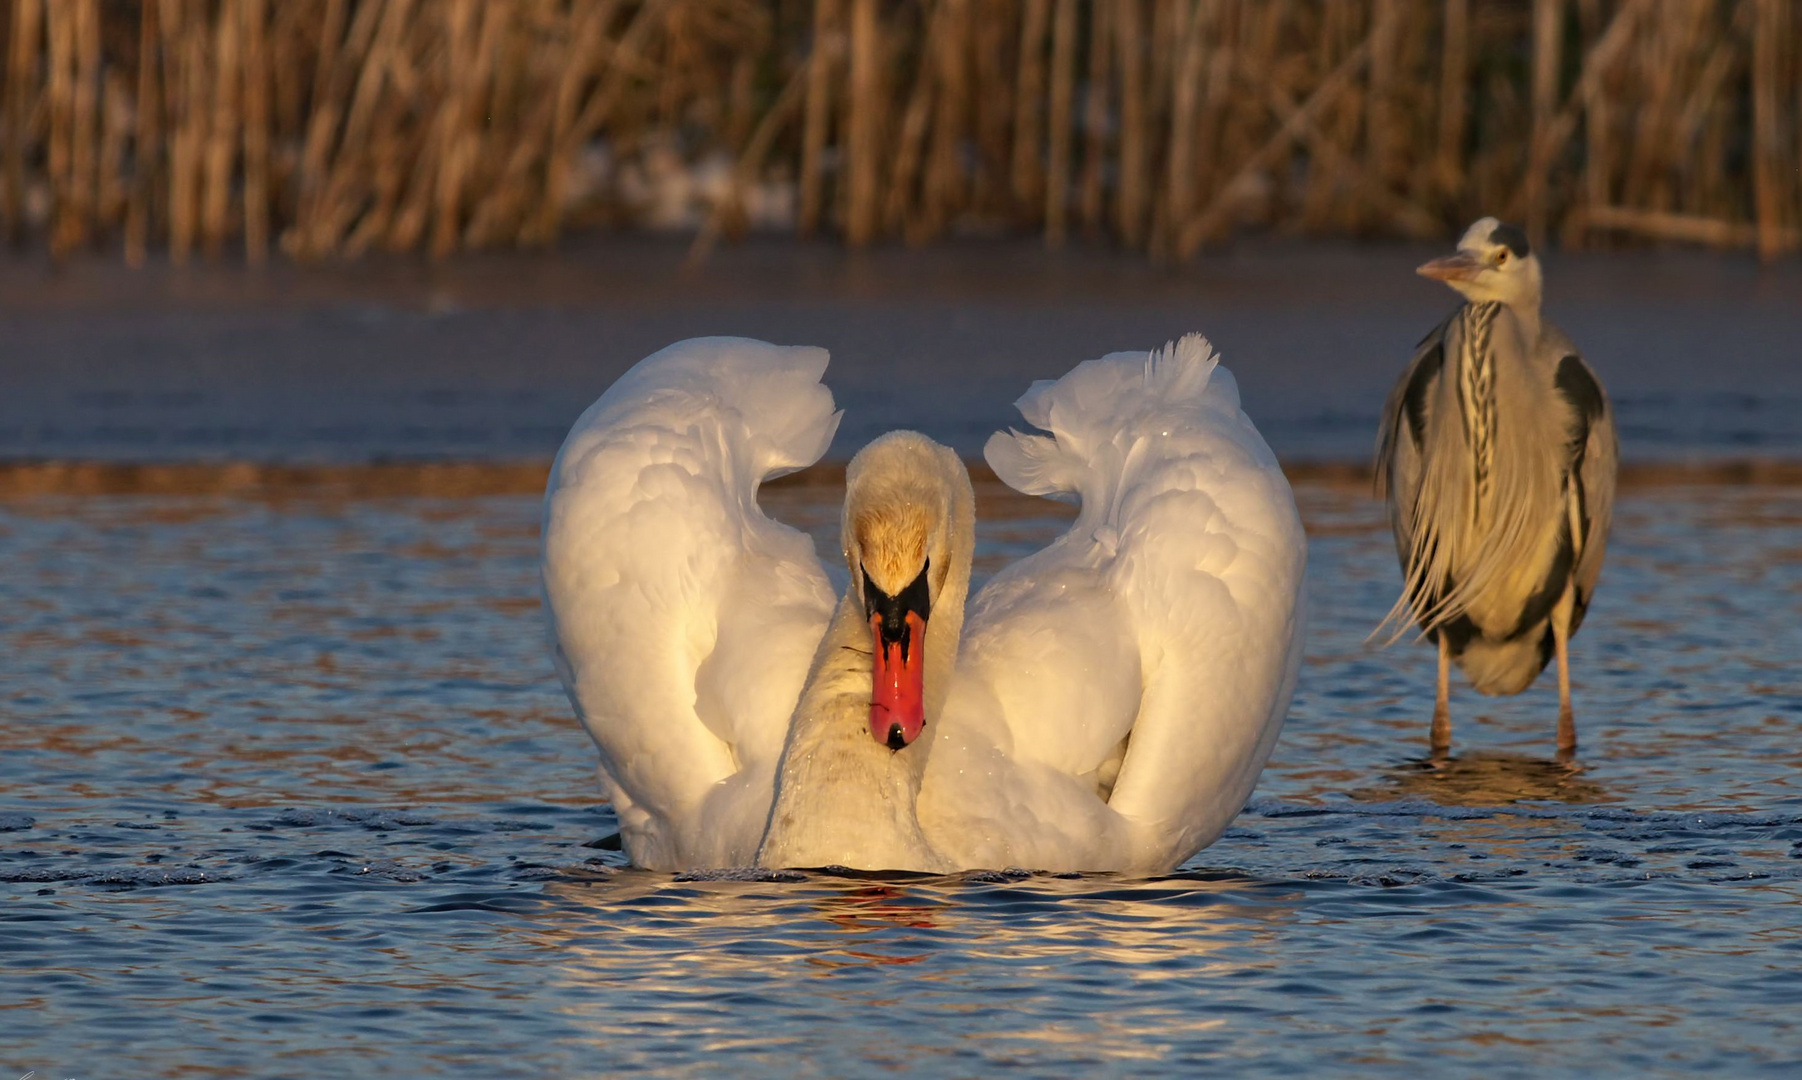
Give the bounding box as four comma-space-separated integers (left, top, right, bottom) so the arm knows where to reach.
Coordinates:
1457, 632, 1552, 696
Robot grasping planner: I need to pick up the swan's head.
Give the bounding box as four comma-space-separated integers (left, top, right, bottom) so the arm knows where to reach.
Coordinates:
843, 431, 975, 752
1418, 217, 1542, 310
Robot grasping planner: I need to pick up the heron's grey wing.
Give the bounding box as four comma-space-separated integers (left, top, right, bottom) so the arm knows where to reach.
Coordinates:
1376, 314, 1454, 561
1553, 348, 1616, 631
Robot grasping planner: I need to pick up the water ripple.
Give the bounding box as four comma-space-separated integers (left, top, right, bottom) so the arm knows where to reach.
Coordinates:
3, 486, 1801, 1077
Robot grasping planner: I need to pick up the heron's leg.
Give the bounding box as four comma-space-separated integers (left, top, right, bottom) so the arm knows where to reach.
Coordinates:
1431, 632, 1452, 754
1553, 583, 1577, 753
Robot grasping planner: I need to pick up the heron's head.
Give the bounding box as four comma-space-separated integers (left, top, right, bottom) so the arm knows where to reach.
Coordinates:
842, 432, 974, 751
1417, 217, 1542, 309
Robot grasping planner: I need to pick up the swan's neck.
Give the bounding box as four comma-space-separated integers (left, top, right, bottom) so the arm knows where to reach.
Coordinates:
757, 592, 947, 872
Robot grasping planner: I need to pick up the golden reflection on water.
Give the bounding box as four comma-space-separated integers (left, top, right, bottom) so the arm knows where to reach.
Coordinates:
1361, 752, 1618, 808
529, 871, 1289, 1067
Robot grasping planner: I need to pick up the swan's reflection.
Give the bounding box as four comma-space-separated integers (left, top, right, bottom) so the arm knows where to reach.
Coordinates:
531, 870, 1293, 1069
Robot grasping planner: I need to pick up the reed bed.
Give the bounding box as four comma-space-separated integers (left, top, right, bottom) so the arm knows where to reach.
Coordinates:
0, 0, 1796, 264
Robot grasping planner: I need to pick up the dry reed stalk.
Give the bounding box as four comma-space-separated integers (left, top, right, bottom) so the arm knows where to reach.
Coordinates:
381, 12, 444, 260
1750, 0, 1790, 261
513, 0, 664, 247
287, 0, 360, 259
1010, 0, 1050, 212
924, 0, 968, 233
456, 3, 530, 248
203, 0, 242, 258
726, 51, 756, 151
162, 0, 200, 263
314, 0, 416, 255
1114, 0, 1148, 245
1235, 42, 1441, 238
459, 2, 508, 224
1392, 3, 1434, 207
1526, 0, 1563, 246
968, 0, 1012, 215
1366, 0, 1399, 210
1161, 0, 1206, 255
799, 0, 840, 235
884, 0, 941, 237
844, 0, 882, 244
1531, 0, 1652, 223
99, 68, 129, 229
1300, 1, 1359, 230
1079, 0, 1112, 236
126, 0, 161, 265
1587, 203, 1800, 248
0, 0, 1790, 264
530, 0, 625, 247
43, 0, 71, 255
464, 74, 560, 242
383, 134, 438, 252
1146, 0, 1175, 131
4, 0, 43, 244
241, 0, 271, 264
1140, 0, 1179, 249
1043, 0, 1077, 246
293, 0, 389, 257
268, 1, 313, 150
1669, 8, 1741, 217
374, 5, 462, 253
475, 2, 613, 247
1572, 4, 1610, 250
69, 0, 100, 251
689, 58, 809, 264
1179, 8, 1387, 257
1190, 0, 1234, 211
429, 0, 480, 257
1620, 1, 1691, 216
1231, 0, 1282, 168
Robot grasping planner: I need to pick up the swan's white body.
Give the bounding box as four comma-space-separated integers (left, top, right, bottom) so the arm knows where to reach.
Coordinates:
541, 336, 1306, 874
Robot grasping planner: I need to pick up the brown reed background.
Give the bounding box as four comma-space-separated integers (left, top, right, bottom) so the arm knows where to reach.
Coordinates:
1, 0, 1797, 266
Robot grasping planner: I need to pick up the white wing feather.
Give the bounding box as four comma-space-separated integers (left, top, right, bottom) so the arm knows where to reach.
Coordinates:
926, 334, 1308, 873
540, 338, 840, 870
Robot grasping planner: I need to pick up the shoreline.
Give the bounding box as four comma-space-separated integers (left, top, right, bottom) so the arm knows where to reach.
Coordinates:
5, 457, 1802, 500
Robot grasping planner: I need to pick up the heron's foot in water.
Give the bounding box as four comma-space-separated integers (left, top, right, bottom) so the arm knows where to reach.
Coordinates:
1556, 705, 1577, 757
1429, 707, 1452, 757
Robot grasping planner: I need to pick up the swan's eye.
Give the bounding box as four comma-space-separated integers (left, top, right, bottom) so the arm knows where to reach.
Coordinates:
864, 559, 932, 661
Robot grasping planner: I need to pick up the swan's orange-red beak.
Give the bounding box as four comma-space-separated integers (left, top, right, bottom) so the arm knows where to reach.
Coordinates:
870, 610, 927, 750
863, 559, 932, 751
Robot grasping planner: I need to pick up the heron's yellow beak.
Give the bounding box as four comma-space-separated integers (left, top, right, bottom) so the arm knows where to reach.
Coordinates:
1417, 251, 1485, 284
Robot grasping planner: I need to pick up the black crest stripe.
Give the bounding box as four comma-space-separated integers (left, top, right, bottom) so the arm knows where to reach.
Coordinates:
1489, 221, 1530, 258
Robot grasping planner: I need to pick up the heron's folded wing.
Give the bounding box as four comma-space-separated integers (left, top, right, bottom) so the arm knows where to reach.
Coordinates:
1376, 315, 1453, 544
540, 338, 840, 869
1554, 348, 1617, 623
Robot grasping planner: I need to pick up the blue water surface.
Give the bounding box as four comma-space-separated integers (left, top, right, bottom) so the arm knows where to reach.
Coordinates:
3, 480, 1800, 1078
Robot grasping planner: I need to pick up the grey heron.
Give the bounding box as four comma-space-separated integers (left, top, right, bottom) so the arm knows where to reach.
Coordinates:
1376, 217, 1617, 753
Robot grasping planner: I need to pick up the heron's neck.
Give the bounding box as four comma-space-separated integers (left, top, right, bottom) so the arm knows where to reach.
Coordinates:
1513, 299, 1541, 345
1458, 302, 1504, 510
757, 592, 950, 871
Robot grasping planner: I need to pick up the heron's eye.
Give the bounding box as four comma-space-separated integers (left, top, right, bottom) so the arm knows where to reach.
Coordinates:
1495, 251, 1509, 265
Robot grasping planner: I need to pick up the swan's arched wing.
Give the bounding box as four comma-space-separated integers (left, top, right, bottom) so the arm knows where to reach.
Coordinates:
540, 338, 840, 870
929, 335, 1307, 873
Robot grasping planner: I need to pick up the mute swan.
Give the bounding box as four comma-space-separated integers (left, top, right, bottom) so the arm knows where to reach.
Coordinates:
541, 335, 1306, 873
